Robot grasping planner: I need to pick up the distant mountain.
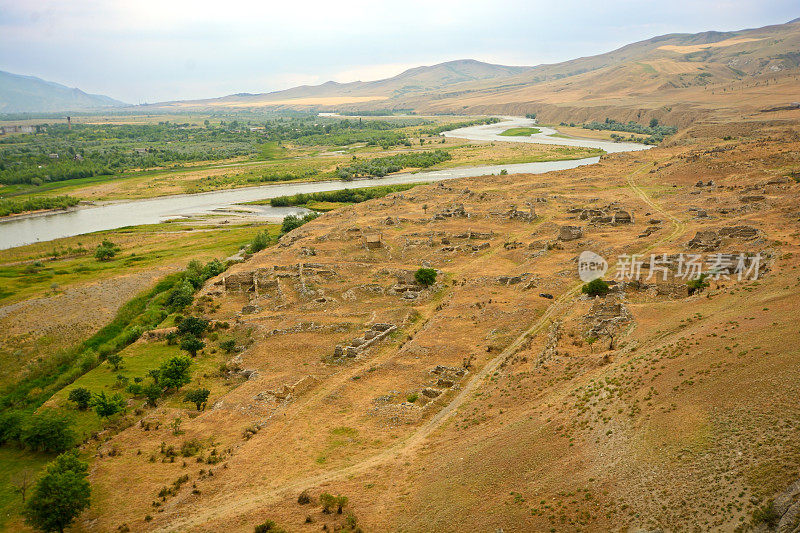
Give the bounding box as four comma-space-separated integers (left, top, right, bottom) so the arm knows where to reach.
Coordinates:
0, 71, 127, 113
142, 19, 800, 127
144, 59, 532, 110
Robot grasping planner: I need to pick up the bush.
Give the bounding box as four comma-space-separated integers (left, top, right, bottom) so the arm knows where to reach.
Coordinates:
159, 355, 192, 391
249, 230, 271, 253
177, 316, 209, 337
582, 278, 610, 297
320, 492, 348, 514
20, 410, 75, 453
254, 520, 287, 533
414, 268, 437, 287
687, 273, 710, 295
280, 212, 319, 235
0, 411, 25, 445
94, 240, 120, 261
92, 391, 126, 418
219, 339, 236, 354
184, 388, 210, 411
297, 489, 312, 505
752, 501, 780, 528
106, 353, 123, 371
180, 335, 205, 357
67, 387, 92, 410
142, 381, 163, 407
407, 393, 418, 403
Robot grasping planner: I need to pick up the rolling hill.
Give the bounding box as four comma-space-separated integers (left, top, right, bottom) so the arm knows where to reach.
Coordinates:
142, 19, 800, 127
0, 70, 127, 113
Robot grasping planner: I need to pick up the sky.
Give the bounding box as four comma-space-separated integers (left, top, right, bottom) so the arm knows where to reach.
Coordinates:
0, 0, 797, 104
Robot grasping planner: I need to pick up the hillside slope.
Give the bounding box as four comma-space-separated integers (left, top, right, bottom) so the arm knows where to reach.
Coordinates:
53, 113, 800, 533
0, 70, 126, 113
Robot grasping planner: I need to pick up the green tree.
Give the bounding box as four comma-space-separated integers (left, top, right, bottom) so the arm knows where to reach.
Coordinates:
105, 352, 123, 371
582, 278, 610, 297
20, 411, 75, 453
67, 388, 92, 410
180, 334, 205, 357
165, 279, 194, 311
92, 391, 125, 418
687, 273, 710, 295
142, 381, 163, 407
177, 316, 209, 337
159, 355, 192, 391
649, 118, 659, 128
93, 240, 119, 262
414, 267, 437, 287
23, 450, 90, 533
219, 339, 237, 354
184, 388, 210, 411
249, 230, 271, 253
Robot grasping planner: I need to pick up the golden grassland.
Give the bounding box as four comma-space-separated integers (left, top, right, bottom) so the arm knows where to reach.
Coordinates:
8, 115, 791, 532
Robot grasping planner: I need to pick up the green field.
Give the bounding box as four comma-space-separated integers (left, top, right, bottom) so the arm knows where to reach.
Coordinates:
499, 127, 541, 136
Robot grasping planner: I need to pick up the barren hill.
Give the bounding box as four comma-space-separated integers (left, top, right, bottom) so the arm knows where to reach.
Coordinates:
142, 19, 800, 127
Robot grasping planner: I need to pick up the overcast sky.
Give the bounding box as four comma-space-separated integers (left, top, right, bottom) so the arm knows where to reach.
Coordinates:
0, 0, 797, 103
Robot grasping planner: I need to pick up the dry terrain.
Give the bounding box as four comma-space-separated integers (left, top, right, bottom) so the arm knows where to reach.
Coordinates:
42, 111, 800, 533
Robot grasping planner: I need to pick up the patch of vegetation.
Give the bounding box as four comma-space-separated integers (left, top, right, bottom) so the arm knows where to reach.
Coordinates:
334, 150, 451, 179
582, 118, 677, 144
0, 195, 80, 217
687, 273, 710, 295
582, 278, 610, 297
499, 127, 541, 136
414, 268, 437, 287
268, 183, 418, 209
419, 117, 500, 135
281, 213, 319, 234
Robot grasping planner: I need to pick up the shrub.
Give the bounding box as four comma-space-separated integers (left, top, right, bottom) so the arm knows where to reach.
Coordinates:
582, 278, 610, 297
177, 317, 209, 337
687, 273, 710, 295
254, 519, 287, 533
219, 339, 236, 354
249, 230, 271, 253
407, 393, 418, 403
297, 490, 312, 505
0, 411, 25, 445
751, 501, 780, 528
67, 387, 92, 410
92, 391, 126, 418
184, 388, 210, 411
106, 353, 123, 371
159, 356, 192, 391
414, 267, 437, 287
94, 240, 119, 261
20, 410, 75, 453
280, 212, 319, 234
320, 492, 348, 514
142, 381, 163, 407
180, 335, 205, 357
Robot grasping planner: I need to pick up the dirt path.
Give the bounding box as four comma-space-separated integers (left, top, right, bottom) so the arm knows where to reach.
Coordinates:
157, 161, 686, 531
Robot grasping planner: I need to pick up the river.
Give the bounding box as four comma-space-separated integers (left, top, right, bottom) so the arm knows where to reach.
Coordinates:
0, 117, 649, 250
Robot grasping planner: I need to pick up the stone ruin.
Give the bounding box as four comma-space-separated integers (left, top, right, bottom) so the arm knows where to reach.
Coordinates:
333, 323, 396, 358
558, 225, 584, 241
687, 225, 760, 251
256, 375, 319, 402
364, 233, 383, 250
584, 296, 632, 339
433, 203, 469, 220
220, 263, 338, 294
568, 204, 634, 226
537, 320, 562, 366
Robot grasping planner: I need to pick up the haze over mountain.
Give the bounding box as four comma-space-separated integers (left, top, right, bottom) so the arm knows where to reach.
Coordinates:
0, 71, 127, 113
142, 18, 800, 127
